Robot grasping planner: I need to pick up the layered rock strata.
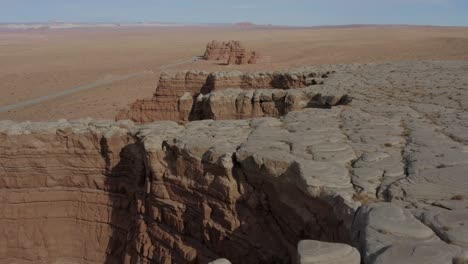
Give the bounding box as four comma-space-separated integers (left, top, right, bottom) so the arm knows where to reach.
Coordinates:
2, 61, 468, 264
191, 88, 350, 120
0, 110, 359, 264
203, 41, 261, 65
116, 69, 333, 123
0, 119, 139, 264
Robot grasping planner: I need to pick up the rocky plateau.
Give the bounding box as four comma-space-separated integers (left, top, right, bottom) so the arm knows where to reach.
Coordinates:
116, 69, 335, 123
203, 41, 262, 65
1, 61, 468, 264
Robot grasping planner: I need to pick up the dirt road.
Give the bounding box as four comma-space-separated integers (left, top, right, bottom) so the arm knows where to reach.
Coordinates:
0, 57, 198, 114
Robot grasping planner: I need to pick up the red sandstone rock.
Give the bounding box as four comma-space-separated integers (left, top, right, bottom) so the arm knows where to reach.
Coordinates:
116, 71, 210, 122
116, 69, 332, 123
0, 117, 352, 264
203, 40, 261, 65
2, 61, 468, 264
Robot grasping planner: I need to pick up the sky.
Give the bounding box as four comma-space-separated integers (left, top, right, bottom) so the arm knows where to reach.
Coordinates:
1, 0, 467, 26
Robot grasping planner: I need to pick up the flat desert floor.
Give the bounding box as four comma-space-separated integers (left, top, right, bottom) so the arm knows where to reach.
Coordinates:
1, 26, 467, 121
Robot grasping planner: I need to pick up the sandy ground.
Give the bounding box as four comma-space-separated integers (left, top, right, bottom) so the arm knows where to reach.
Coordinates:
1, 26, 468, 121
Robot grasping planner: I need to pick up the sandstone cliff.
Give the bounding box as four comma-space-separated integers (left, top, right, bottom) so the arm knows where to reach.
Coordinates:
0, 113, 357, 264
116, 69, 333, 123
2, 61, 468, 264
191, 88, 350, 120
203, 41, 261, 65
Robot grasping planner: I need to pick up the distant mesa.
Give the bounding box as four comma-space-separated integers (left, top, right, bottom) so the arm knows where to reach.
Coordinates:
234, 22, 256, 27
203, 40, 264, 65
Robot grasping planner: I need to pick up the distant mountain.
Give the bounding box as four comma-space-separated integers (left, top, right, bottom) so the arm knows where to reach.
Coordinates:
234, 22, 256, 27
0, 22, 185, 30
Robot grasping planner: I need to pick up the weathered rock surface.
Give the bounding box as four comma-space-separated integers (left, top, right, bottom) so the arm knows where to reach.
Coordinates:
297, 240, 360, 264
0, 114, 356, 264
116, 69, 333, 123
191, 88, 350, 120
116, 71, 211, 122
203, 40, 261, 65
2, 61, 468, 264
208, 259, 231, 264
0, 119, 139, 264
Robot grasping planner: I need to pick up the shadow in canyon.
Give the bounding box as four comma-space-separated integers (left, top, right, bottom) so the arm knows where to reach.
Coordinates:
102, 137, 149, 264
157, 145, 349, 264
100, 129, 350, 264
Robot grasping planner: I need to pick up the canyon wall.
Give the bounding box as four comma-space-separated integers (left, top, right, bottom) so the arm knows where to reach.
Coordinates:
0, 112, 358, 264
0, 120, 140, 264
191, 87, 350, 120
2, 61, 468, 264
116, 69, 333, 123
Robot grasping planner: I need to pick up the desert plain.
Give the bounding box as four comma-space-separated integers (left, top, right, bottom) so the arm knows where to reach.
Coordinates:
1, 25, 468, 121
1, 25, 468, 264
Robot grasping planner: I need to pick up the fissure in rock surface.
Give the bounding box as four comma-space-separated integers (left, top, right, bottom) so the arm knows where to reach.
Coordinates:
2, 61, 468, 264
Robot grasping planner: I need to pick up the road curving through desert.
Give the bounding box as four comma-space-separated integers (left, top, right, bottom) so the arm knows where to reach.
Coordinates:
0, 56, 199, 114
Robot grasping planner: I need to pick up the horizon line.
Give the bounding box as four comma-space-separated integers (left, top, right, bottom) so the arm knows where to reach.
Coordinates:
1, 21, 467, 28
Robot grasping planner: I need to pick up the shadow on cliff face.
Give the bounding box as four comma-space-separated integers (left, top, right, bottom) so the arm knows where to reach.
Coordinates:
99, 136, 349, 264
209, 160, 349, 264
187, 93, 352, 122
101, 137, 149, 264
307, 94, 352, 109
153, 146, 349, 264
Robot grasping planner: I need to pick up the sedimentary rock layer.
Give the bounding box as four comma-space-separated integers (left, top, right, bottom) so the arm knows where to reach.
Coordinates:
2, 61, 468, 264
203, 41, 261, 65
0, 119, 139, 264
191, 87, 350, 120
0, 110, 358, 264
116, 69, 333, 123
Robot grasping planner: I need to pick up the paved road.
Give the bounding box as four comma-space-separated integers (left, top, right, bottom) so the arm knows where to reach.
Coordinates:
0, 56, 199, 114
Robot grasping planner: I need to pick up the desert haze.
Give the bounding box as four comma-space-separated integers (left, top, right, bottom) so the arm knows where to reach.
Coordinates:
0, 25, 467, 121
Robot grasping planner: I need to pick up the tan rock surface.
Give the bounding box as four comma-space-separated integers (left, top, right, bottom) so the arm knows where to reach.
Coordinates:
116, 68, 332, 123
192, 88, 350, 120
297, 240, 360, 264
208, 259, 232, 264
203, 40, 261, 65
0, 115, 353, 264
2, 61, 468, 263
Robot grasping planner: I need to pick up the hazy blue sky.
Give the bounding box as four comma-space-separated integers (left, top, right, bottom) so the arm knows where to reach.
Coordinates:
1, 0, 467, 26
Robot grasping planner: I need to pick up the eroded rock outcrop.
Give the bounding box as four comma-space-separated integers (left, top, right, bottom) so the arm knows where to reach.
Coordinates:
116, 71, 211, 122
352, 203, 466, 264
297, 240, 360, 264
116, 69, 334, 123
191, 88, 350, 120
203, 41, 261, 65
0, 110, 358, 264
2, 61, 468, 264
0, 119, 140, 263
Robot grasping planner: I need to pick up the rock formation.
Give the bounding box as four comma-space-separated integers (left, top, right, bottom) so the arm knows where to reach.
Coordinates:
191, 88, 350, 120
117, 71, 211, 122
0, 114, 354, 264
203, 41, 262, 65
297, 240, 360, 264
208, 259, 232, 264
2, 61, 468, 264
116, 69, 333, 123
